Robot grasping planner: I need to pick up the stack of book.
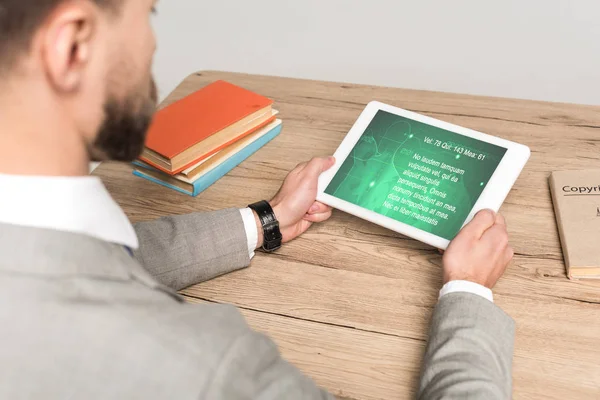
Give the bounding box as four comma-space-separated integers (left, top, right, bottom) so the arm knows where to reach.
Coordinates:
133, 80, 282, 196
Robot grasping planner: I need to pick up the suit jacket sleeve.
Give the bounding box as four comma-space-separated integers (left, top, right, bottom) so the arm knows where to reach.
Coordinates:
132, 208, 251, 291
205, 322, 334, 399
418, 292, 516, 400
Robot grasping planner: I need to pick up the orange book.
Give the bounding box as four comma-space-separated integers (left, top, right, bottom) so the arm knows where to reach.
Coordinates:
140, 80, 274, 175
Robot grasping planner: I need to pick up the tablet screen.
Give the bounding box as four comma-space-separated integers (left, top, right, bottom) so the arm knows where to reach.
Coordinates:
325, 110, 507, 240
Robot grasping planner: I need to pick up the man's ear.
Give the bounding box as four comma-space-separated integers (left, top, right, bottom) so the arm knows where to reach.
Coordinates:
40, 2, 97, 93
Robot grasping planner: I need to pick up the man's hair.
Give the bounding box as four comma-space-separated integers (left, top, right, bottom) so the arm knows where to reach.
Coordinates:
0, 0, 117, 71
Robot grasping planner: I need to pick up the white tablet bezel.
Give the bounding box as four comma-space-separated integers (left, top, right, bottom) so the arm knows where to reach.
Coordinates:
317, 101, 530, 249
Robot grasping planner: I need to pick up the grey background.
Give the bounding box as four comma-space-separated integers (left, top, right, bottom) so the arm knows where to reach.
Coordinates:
152, 0, 599, 105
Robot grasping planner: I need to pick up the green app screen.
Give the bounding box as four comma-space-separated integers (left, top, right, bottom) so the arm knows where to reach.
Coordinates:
325, 110, 507, 240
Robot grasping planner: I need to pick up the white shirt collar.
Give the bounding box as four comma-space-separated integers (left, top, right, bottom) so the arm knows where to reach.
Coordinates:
0, 174, 139, 249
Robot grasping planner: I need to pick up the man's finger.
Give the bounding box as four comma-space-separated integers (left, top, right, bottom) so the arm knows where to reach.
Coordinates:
481, 224, 509, 251
458, 209, 497, 240
504, 246, 514, 263
303, 156, 335, 177
495, 213, 506, 227
308, 201, 331, 215
303, 210, 333, 223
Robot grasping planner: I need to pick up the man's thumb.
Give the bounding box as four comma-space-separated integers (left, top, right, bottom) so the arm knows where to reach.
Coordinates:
305, 156, 335, 176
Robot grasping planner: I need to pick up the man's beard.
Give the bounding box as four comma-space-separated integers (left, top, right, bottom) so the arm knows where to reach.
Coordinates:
90, 79, 158, 162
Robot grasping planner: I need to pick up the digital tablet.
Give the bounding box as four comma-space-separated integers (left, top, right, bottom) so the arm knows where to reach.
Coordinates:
317, 101, 530, 249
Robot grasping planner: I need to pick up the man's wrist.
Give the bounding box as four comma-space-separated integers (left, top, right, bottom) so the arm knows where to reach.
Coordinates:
252, 209, 264, 249
443, 271, 490, 289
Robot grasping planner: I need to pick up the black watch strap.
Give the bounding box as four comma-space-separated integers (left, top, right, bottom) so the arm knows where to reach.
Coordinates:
248, 200, 282, 252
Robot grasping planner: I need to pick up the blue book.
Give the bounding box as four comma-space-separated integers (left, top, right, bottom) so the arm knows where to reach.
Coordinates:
133, 120, 282, 196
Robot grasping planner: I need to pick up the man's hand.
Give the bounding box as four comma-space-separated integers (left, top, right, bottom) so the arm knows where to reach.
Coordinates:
253, 157, 336, 247
443, 209, 514, 289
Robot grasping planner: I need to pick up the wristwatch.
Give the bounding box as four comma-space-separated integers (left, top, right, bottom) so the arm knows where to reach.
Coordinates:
248, 200, 283, 252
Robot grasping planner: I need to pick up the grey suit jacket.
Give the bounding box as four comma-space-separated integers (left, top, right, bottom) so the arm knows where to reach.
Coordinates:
0, 209, 515, 399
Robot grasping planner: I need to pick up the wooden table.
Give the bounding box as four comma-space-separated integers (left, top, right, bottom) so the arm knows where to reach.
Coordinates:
94, 71, 600, 400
